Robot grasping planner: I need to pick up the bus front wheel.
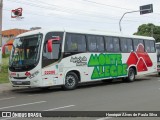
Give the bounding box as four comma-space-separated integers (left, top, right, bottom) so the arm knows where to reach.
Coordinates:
62, 72, 79, 90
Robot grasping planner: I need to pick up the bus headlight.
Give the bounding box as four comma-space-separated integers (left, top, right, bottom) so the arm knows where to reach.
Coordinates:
28, 71, 40, 79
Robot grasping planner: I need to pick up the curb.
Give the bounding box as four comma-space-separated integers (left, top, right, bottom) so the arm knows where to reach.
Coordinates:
0, 83, 13, 93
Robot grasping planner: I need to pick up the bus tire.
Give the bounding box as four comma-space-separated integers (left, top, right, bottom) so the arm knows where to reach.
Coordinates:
125, 67, 135, 82
63, 72, 79, 90
158, 72, 160, 75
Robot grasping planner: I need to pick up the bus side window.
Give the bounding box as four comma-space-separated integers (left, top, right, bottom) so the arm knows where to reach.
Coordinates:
145, 40, 155, 53
87, 35, 97, 52
150, 41, 155, 52
133, 39, 139, 51
66, 35, 78, 51
65, 33, 86, 52
139, 39, 144, 45
127, 38, 133, 52
113, 37, 120, 52
78, 36, 86, 52
96, 36, 104, 52
138, 39, 144, 52
120, 37, 133, 53
105, 36, 113, 52
144, 40, 151, 52
120, 38, 127, 52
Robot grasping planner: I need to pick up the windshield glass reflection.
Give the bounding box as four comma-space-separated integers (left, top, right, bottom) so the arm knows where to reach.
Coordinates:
10, 34, 42, 67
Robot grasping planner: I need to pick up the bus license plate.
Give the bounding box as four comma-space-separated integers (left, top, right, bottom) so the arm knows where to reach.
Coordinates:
16, 81, 23, 84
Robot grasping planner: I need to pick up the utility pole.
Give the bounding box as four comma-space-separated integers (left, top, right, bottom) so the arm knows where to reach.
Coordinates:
119, 10, 140, 32
0, 0, 3, 71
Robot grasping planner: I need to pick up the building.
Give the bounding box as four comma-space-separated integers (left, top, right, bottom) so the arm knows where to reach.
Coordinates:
2, 29, 29, 54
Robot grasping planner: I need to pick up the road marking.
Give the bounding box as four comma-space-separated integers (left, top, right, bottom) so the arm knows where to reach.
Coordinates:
27, 94, 42, 96
0, 101, 46, 110
44, 105, 75, 111
0, 118, 14, 120
0, 97, 15, 101
96, 117, 112, 120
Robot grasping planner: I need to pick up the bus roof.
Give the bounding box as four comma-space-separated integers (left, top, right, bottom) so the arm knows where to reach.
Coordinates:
17, 28, 155, 40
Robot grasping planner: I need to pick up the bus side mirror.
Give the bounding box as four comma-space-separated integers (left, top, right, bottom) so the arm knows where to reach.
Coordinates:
47, 37, 60, 52
47, 39, 53, 52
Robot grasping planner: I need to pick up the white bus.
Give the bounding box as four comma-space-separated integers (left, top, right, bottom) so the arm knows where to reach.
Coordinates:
156, 42, 160, 75
9, 28, 157, 90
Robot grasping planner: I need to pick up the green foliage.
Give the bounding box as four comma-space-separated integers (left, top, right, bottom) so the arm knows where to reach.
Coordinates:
134, 23, 160, 42
2, 54, 10, 58
0, 57, 9, 84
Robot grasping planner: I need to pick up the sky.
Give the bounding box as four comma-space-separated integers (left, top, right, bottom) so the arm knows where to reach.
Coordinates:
2, 0, 160, 35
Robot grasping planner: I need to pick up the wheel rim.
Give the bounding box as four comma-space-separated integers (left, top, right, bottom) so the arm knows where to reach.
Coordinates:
66, 75, 76, 88
129, 69, 134, 80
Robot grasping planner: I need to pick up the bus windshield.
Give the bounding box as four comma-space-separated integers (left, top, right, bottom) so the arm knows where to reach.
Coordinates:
9, 34, 42, 67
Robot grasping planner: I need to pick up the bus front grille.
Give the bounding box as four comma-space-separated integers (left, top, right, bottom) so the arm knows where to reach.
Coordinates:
13, 77, 27, 79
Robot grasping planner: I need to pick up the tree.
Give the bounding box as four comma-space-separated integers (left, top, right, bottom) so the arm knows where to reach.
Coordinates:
134, 23, 160, 42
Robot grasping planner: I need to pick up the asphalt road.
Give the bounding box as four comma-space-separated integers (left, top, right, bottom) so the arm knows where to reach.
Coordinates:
0, 74, 160, 120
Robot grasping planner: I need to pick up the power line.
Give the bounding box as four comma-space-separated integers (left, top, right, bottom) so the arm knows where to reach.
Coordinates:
7, 0, 158, 24
3, 9, 119, 24
78, 0, 160, 20
78, 0, 133, 11
4, 6, 156, 25
3, 12, 119, 33
8, 0, 120, 20
24, 0, 158, 20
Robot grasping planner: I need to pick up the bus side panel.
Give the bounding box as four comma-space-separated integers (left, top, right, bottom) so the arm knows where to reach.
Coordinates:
60, 53, 90, 83
41, 65, 61, 87
124, 51, 156, 76
136, 53, 157, 75
60, 51, 156, 83
61, 53, 129, 82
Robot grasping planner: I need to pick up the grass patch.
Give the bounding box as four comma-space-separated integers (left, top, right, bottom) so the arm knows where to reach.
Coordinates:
0, 57, 9, 84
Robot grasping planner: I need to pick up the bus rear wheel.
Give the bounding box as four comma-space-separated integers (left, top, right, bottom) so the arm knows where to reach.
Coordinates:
62, 72, 78, 90
124, 68, 135, 82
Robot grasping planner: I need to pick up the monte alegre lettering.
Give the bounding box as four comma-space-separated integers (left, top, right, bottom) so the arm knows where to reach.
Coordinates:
88, 54, 128, 79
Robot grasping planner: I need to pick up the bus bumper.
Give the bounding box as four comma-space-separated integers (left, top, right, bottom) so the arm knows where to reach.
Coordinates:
10, 78, 42, 87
